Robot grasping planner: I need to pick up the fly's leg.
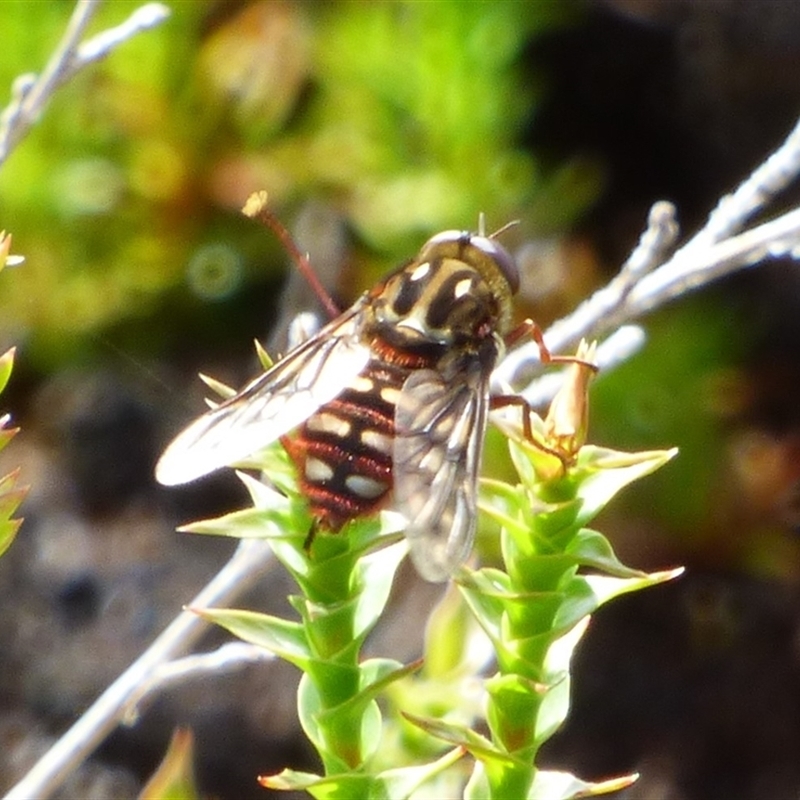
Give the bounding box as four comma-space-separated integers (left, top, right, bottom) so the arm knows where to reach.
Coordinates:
494, 325, 598, 471
490, 393, 572, 471
505, 319, 598, 374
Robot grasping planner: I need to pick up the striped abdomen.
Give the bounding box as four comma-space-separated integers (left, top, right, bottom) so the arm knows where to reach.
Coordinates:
285, 339, 438, 530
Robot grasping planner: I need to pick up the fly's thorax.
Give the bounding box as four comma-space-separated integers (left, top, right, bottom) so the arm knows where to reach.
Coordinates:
370, 234, 517, 349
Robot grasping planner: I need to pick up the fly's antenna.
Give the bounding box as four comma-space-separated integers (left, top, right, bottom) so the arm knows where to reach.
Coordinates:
476, 212, 520, 240
489, 219, 520, 240
242, 191, 340, 320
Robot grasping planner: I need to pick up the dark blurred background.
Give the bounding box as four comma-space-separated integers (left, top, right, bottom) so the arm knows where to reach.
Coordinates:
2, 1, 800, 798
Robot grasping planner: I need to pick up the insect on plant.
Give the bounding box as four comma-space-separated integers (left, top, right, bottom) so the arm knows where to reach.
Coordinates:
156, 192, 582, 581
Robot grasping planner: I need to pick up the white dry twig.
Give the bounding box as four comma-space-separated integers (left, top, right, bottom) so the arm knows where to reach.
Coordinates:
122, 642, 276, 725
0, 0, 170, 166
495, 114, 800, 401
2, 539, 275, 800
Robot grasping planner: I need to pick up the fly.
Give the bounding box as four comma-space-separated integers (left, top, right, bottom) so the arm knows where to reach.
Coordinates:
157, 192, 547, 581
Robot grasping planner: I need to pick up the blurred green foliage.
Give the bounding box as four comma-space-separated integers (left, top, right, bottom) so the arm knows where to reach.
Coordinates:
0, 0, 595, 371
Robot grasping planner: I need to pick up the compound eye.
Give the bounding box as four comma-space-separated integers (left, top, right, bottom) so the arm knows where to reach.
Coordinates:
420, 229, 464, 251
420, 230, 520, 295
468, 235, 519, 295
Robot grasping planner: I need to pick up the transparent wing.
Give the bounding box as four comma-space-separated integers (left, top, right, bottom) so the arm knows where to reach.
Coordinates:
155, 303, 371, 486
393, 362, 491, 582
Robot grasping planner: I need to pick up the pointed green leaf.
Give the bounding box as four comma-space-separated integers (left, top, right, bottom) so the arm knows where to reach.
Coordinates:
260, 769, 374, 799
458, 566, 513, 596
359, 700, 384, 765
0, 517, 22, 559
193, 607, 311, 669
566, 529, 649, 578
463, 760, 491, 799
504, 419, 552, 489
353, 541, 408, 639
402, 712, 519, 767
179, 502, 298, 539
296, 672, 333, 756
0, 485, 27, 524
528, 769, 638, 799
198, 372, 236, 399
0, 467, 21, 493
573, 446, 678, 528
550, 577, 598, 632
584, 567, 684, 608
270, 534, 320, 586
543, 617, 590, 677
138, 727, 200, 800
254, 338, 274, 370
259, 767, 325, 791
261, 757, 466, 800
457, 571, 509, 643
479, 479, 530, 537
0, 425, 19, 453
532, 670, 572, 742
238, 446, 300, 499
0, 348, 15, 396
338, 510, 407, 560
297, 672, 383, 765
377, 747, 466, 799
317, 658, 422, 725
0, 468, 27, 558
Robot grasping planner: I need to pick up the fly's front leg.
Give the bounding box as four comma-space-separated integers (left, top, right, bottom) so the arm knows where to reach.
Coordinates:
505, 319, 599, 374
495, 332, 598, 470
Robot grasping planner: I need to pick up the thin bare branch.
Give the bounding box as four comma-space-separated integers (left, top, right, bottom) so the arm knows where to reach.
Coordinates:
686, 116, 800, 248
0, 1, 170, 165
2, 540, 275, 800
495, 113, 800, 400
625, 204, 800, 315
122, 642, 275, 725
619, 200, 680, 281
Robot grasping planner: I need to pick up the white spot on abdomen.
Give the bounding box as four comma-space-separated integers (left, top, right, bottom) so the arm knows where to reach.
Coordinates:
305, 457, 334, 483
361, 429, 393, 455
306, 412, 352, 438
345, 474, 388, 500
